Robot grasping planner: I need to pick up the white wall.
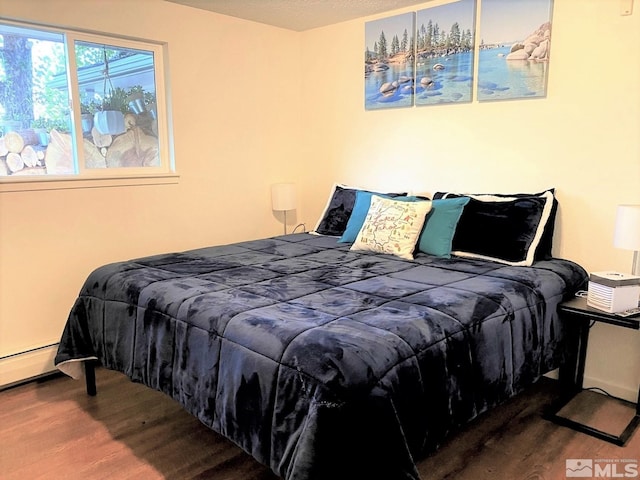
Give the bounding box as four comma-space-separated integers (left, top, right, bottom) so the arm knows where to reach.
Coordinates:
1, 0, 639, 401
297, 0, 640, 400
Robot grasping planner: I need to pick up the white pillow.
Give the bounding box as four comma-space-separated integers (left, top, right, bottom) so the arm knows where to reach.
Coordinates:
350, 195, 432, 260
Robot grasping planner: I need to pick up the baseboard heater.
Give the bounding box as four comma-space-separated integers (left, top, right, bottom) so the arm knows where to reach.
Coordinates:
0, 343, 60, 391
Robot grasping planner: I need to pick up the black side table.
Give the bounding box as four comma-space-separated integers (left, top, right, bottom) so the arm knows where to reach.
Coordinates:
546, 296, 640, 446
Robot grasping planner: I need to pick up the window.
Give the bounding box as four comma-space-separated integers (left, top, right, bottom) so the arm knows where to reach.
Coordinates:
0, 20, 174, 189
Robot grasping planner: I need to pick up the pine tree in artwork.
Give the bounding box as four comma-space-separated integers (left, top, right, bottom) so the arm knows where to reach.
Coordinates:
377, 31, 387, 60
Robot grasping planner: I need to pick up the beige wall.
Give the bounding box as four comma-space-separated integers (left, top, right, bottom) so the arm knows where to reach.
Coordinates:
1, 0, 639, 399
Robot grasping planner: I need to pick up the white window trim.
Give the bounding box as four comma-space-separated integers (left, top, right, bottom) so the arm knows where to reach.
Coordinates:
0, 20, 177, 191
0, 172, 179, 192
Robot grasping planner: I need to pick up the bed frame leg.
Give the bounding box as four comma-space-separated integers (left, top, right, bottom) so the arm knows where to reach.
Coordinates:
85, 360, 97, 396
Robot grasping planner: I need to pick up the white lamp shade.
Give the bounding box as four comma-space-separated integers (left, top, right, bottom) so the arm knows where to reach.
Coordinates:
614, 204, 640, 250
271, 183, 296, 211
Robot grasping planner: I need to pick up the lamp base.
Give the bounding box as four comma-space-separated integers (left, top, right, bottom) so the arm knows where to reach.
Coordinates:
634, 252, 640, 306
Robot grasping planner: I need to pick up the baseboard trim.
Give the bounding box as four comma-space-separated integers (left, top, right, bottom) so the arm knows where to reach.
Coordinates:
0, 344, 59, 388
582, 375, 639, 403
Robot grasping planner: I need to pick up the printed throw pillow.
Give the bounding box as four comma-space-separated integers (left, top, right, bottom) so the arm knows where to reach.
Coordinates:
350, 196, 432, 260
312, 184, 407, 237
338, 191, 426, 243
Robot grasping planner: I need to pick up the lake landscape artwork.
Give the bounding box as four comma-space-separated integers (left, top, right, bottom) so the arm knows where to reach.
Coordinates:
415, 0, 476, 107
364, 0, 554, 110
477, 0, 553, 101
364, 12, 415, 110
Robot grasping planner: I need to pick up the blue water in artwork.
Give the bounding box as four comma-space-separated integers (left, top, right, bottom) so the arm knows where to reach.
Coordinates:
477, 46, 548, 101
364, 63, 415, 110
364, 46, 549, 109
415, 52, 473, 106
364, 52, 474, 109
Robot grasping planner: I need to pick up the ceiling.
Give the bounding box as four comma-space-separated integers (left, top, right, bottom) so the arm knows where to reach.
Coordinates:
164, 0, 431, 32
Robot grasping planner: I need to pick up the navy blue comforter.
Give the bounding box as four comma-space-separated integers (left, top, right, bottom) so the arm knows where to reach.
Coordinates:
55, 233, 587, 480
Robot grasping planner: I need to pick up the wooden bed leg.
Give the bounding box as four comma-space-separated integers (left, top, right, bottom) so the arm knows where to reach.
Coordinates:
85, 360, 97, 396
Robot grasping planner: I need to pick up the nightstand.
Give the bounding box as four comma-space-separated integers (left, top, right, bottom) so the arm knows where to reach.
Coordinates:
546, 296, 640, 446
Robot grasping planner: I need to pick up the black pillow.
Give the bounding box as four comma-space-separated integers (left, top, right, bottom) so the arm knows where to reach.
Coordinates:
433, 189, 557, 261
432, 190, 555, 266
313, 184, 407, 236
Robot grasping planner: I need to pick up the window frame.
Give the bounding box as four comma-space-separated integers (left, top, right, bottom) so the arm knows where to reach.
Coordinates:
0, 19, 177, 192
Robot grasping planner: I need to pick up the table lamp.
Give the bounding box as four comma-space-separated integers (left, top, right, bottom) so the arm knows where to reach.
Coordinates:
271, 183, 296, 234
614, 204, 640, 276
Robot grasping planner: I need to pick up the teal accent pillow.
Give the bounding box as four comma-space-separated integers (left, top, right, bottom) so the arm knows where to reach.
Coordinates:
338, 192, 423, 243
417, 197, 470, 258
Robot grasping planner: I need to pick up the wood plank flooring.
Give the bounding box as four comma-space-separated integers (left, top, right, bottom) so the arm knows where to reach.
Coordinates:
1, 368, 638, 480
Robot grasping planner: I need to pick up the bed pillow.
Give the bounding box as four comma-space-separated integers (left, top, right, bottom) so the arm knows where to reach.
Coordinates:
338, 191, 426, 243
312, 184, 407, 236
433, 188, 557, 260
432, 190, 554, 266
350, 195, 432, 260
416, 196, 470, 258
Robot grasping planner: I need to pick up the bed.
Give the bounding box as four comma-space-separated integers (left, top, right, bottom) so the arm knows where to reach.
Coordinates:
55, 186, 588, 480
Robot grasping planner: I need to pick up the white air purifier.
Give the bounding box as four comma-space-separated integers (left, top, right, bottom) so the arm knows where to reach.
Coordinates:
587, 271, 640, 313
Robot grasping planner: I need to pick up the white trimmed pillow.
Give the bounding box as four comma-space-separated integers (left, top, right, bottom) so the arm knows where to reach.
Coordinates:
446, 191, 555, 266
350, 195, 432, 260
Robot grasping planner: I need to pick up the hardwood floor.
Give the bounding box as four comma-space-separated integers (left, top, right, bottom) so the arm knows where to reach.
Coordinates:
1, 368, 638, 480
